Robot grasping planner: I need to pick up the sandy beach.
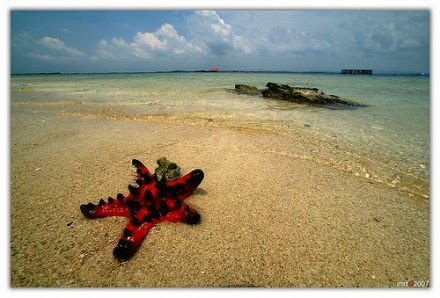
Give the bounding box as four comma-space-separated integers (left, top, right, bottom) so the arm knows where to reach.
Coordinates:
10, 104, 430, 288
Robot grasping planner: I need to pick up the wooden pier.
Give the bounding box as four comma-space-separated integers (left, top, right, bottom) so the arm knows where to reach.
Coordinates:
341, 69, 372, 75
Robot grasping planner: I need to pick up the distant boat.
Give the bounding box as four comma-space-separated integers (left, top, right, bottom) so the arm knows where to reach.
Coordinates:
210, 67, 219, 72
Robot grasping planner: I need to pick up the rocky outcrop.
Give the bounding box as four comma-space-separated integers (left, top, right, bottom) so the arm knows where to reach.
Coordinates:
234, 84, 261, 95
235, 82, 363, 107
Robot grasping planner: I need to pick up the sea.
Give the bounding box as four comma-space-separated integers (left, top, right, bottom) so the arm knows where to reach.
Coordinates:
10, 72, 430, 198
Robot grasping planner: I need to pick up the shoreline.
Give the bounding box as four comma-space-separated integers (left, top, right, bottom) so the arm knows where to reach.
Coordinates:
10, 106, 430, 287
11, 100, 430, 200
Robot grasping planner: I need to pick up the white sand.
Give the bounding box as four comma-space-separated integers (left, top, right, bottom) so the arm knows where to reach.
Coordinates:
10, 105, 429, 287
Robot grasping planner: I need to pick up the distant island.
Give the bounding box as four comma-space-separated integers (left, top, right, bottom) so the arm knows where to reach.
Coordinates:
341, 69, 373, 75
196, 67, 219, 73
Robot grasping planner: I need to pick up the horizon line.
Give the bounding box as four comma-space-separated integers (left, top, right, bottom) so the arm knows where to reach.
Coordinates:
11, 69, 430, 76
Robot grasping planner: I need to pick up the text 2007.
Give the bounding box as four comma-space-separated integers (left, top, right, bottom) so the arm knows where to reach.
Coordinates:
396, 280, 429, 287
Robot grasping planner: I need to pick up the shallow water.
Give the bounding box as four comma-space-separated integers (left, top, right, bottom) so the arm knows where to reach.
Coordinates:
11, 72, 430, 197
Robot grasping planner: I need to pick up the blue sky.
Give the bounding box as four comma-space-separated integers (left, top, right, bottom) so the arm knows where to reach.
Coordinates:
10, 10, 430, 74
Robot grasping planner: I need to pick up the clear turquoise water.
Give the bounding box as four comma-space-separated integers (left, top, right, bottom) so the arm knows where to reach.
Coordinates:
11, 72, 430, 194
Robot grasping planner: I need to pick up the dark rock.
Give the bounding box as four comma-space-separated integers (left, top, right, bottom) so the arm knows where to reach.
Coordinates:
262, 82, 360, 106
233, 82, 364, 107
234, 84, 261, 95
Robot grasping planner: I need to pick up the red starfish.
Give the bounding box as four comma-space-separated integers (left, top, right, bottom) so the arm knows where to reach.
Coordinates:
80, 159, 204, 262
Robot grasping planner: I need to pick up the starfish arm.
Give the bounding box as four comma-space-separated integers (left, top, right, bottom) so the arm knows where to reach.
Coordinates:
166, 169, 204, 201
113, 222, 154, 262
163, 203, 201, 225
132, 159, 154, 184
80, 196, 130, 219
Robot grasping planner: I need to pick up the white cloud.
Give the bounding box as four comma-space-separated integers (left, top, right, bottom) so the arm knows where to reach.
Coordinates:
38, 36, 85, 57
29, 36, 86, 63
184, 10, 337, 58
90, 38, 131, 61
39, 36, 64, 50
264, 27, 332, 54
197, 10, 232, 36
131, 32, 166, 57
93, 23, 205, 61
24, 10, 428, 73
400, 39, 423, 49
28, 52, 58, 62
187, 10, 252, 55
90, 10, 338, 66
337, 11, 429, 56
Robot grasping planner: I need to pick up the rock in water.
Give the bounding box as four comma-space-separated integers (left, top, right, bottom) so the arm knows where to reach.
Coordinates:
234, 84, 261, 95
233, 82, 363, 107
262, 82, 360, 106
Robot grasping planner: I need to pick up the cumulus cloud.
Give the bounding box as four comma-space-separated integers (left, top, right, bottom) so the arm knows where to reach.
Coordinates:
90, 38, 131, 61
185, 10, 335, 58
28, 52, 58, 62
132, 32, 166, 54
89, 11, 247, 62
339, 11, 429, 55
29, 36, 86, 63
88, 10, 362, 66
264, 26, 331, 54
38, 36, 85, 57
186, 10, 252, 55
92, 23, 205, 61
131, 23, 204, 58
399, 39, 423, 49
20, 10, 429, 73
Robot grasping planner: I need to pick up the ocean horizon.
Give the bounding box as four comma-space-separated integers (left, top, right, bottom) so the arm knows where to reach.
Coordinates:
11, 69, 430, 76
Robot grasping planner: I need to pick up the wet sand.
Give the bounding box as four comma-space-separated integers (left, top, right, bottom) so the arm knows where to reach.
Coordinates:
10, 105, 429, 287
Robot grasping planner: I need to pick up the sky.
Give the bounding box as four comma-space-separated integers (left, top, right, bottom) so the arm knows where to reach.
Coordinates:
10, 10, 430, 74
